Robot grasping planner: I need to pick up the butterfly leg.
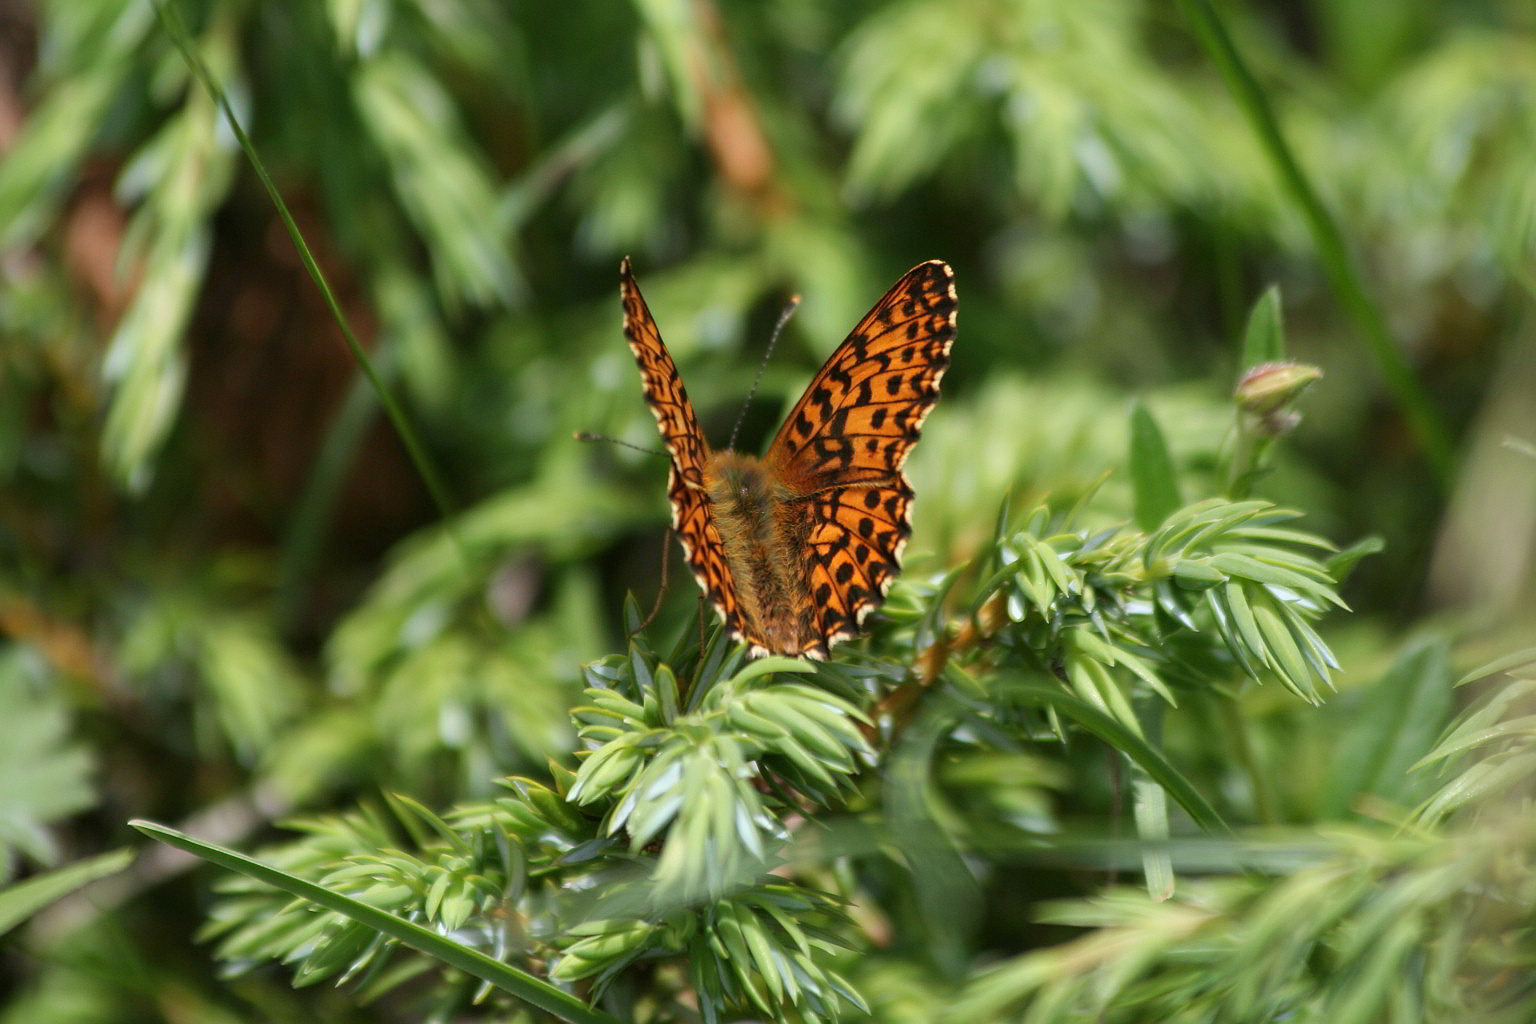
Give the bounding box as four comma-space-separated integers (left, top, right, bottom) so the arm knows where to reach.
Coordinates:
631, 525, 674, 638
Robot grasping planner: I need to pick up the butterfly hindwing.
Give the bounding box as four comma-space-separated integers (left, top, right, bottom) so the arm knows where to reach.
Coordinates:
620, 259, 749, 643
806, 481, 914, 651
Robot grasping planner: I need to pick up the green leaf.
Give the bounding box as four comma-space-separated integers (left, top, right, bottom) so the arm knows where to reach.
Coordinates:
1318, 640, 1453, 818
1453, 645, 1536, 687
1070, 629, 1176, 707
1414, 752, 1536, 822
568, 733, 648, 804
1027, 535, 1079, 599
1414, 713, 1536, 769
0, 848, 134, 937
1171, 559, 1227, 588
1218, 581, 1266, 668
1129, 695, 1174, 901
1130, 401, 1182, 530
132, 820, 621, 1024
1253, 603, 1320, 702
1323, 914, 1422, 1024
552, 919, 657, 982
732, 656, 817, 685
656, 663, 681, 724
1240, 285, 1285, 366
1206, 551, 1321, 591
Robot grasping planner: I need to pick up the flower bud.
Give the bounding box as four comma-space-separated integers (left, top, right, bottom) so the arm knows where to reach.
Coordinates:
1235, 361, 1321, 436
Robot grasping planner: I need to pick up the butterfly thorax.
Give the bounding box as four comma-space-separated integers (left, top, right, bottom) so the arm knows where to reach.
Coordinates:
703, 451, 816, 655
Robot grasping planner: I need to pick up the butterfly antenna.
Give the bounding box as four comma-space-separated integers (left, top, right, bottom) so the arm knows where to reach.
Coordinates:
727, 293, 801, 452
573, 431, 666, 457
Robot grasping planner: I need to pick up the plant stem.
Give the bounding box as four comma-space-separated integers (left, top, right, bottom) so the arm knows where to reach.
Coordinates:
1219, 694, 1280, 825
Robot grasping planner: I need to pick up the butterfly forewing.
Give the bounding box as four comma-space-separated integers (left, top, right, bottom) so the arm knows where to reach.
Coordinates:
619, 258, 750, 643
767, 260, 955, 650
766, 260, 957, 487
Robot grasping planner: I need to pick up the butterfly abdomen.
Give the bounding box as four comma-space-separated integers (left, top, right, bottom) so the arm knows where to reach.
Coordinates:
704, 451, 818, 656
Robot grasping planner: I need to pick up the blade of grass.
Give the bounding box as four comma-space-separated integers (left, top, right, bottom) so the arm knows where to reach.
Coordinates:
154, 1, 463, 548
130, 820, 622, 1024
984, 673, 1231, 836
1180, 0, 1453, 489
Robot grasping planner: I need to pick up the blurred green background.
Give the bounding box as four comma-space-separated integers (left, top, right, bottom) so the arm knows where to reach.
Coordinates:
2, 0, 1534, 1020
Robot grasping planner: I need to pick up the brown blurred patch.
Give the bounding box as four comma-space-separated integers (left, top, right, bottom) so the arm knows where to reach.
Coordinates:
181, 187, 433, 623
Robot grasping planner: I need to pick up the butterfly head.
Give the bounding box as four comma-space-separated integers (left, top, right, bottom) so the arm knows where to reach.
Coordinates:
705, 452, 780, 514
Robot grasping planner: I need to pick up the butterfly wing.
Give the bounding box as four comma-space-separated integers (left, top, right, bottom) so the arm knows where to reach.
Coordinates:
765, 260, 956, 651
620, 258, 747, 642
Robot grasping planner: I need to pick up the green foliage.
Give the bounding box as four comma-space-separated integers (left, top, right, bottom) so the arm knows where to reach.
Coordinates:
0, 650, 95, 877
3, 0, 1535, 1022
981, 495, 1343, 709
169, 502, 1534, 1023
934, 652, 1536, 1024
205, 645, 875, 1023
188, 473, 1358, 1021
568, 650, 869, 895
947, 819, 1535, 1024
1413, 653, 1536, 824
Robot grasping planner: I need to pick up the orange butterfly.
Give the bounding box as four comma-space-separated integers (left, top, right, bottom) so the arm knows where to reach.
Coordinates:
620, 259, 956, 659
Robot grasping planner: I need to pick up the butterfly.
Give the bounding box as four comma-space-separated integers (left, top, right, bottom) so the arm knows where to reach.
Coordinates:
620, 258, 956, 659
